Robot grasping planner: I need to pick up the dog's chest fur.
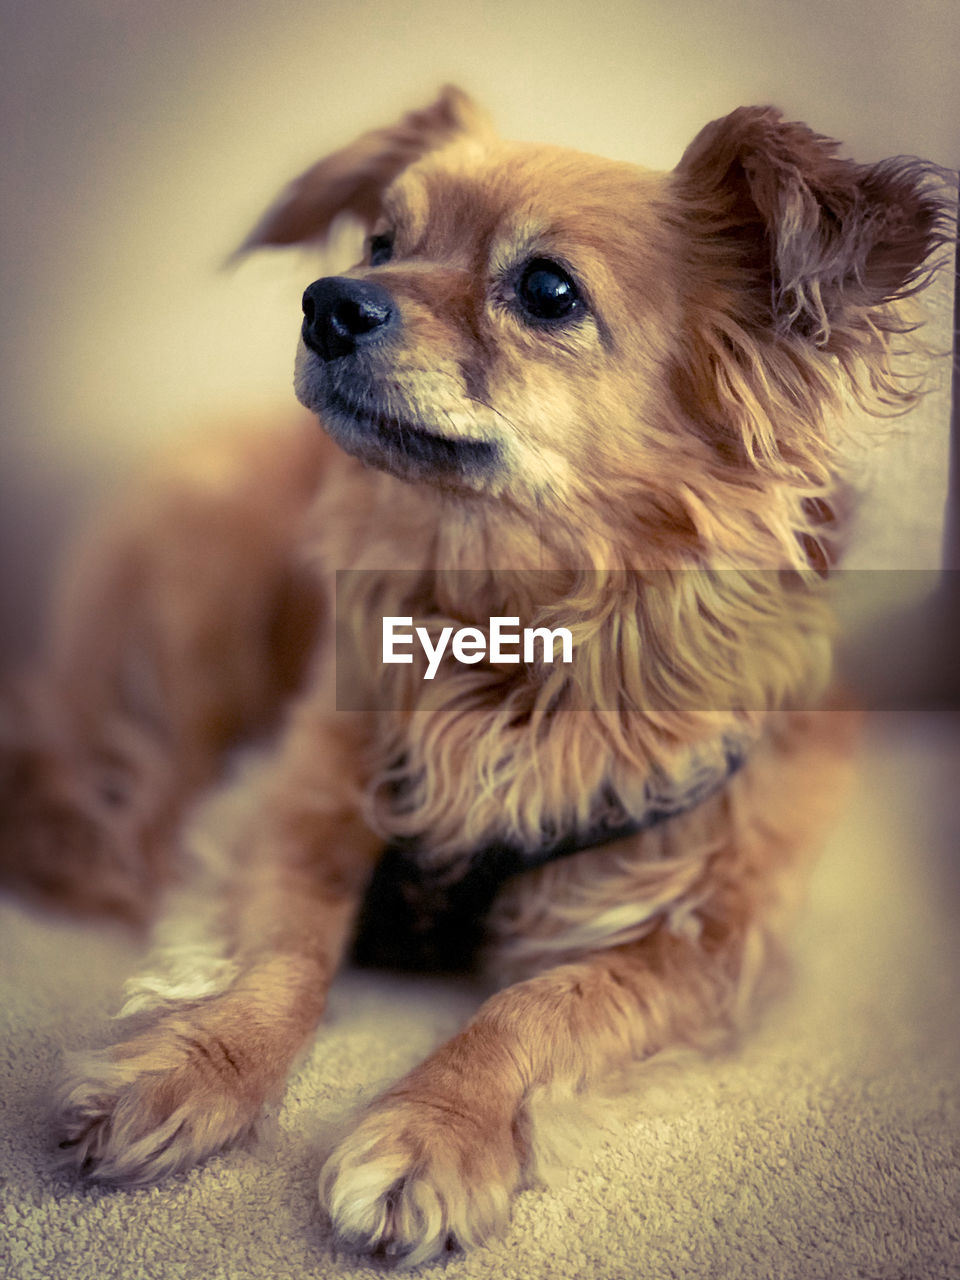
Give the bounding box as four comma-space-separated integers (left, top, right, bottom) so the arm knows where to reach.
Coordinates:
306, 459, 820, 872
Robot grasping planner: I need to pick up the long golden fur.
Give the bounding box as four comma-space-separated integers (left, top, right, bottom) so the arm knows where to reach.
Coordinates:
0, 86, 952, 1265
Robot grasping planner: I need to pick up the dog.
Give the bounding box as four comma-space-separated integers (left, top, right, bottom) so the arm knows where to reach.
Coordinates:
0, 86, 951, 1265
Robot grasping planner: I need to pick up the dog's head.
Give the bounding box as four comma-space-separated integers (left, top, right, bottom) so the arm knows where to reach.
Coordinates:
242, 86, 950, 566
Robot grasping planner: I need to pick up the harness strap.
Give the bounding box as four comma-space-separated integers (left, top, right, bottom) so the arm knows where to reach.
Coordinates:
352, 735, 750, 973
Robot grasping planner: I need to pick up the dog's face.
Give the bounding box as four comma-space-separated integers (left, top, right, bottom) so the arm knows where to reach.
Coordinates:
244, 87, 947, 562
294, 140, 680, 510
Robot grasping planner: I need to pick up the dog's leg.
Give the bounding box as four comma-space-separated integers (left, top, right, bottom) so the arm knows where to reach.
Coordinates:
320, 930, 755, 1263
55, 696, 379, 1184
321, 714, 855, 1264
0, 423, 326, 922
322, 912, 783, 1263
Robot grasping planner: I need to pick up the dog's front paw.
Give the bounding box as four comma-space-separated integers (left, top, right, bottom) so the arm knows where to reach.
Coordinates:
55, 1014, 264, 1185
320, 1092, 524, 1266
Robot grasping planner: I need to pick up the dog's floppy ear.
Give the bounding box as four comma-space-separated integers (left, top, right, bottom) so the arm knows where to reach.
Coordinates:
236, 85, 489, 254
672, 106, 951, 345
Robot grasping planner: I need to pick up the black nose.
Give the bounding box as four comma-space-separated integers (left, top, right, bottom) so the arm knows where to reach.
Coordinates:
301, 277, 397, 360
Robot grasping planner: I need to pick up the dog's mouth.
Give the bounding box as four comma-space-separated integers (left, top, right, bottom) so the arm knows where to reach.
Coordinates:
300, 370, 499, 482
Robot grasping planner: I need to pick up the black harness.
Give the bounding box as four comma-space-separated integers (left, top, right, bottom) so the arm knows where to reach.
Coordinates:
351, 735, 749, 973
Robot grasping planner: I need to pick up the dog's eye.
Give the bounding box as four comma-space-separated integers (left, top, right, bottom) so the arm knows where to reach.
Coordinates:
516, 259, 581, 323
369, 233, 394, 267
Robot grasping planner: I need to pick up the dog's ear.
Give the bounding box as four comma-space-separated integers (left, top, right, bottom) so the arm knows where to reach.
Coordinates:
672, 106, 951, 345
236, 85, 489, 254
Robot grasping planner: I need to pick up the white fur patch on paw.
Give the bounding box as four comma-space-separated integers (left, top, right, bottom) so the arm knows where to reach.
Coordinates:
320, 1100, 520, 1267
111, 750, 275, 1020
114, 946, 238, 1019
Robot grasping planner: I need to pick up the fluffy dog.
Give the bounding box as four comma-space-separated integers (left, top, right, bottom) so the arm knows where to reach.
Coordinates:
0, 86, 951, 1264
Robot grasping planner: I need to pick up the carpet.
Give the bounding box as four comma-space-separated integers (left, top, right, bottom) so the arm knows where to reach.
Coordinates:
2, 715, 958, 1280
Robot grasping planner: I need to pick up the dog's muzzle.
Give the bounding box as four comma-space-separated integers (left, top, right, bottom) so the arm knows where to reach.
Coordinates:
301, 277, 398, 361
297, 274, 499, 483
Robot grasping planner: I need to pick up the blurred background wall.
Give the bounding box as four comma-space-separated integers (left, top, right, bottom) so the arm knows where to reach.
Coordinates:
1, 0, 958, 660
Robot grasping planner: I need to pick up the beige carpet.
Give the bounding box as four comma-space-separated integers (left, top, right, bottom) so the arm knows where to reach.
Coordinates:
2, 715, 959, 1280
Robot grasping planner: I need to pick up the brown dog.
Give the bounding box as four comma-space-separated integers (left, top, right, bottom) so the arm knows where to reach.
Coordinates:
0, 87, 951, 1264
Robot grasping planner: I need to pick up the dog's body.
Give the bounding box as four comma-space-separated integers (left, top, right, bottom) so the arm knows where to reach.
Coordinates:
0, 88, 951, 1264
